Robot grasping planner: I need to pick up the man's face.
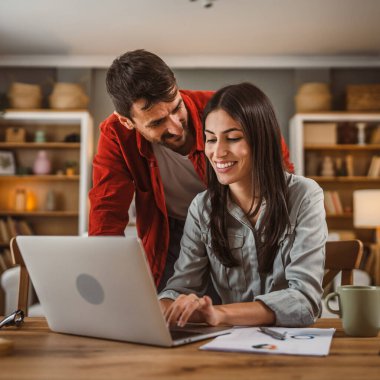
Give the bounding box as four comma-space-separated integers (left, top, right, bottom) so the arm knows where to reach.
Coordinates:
117, 91, 191, 155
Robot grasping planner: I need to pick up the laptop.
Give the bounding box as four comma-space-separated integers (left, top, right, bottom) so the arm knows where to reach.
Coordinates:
16, 235, 231, 347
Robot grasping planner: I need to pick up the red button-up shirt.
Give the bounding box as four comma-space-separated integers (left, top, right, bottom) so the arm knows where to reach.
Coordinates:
89, 89, 294, 286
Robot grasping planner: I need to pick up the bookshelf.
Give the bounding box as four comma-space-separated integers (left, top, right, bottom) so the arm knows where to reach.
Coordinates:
0, 110, 93, 263
289, 112, 380, 242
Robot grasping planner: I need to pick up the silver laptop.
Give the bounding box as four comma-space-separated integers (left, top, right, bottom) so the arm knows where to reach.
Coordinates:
16, 235, 231, 347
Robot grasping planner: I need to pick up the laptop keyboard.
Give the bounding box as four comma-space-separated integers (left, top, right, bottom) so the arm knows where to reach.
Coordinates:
170, 329, 203, 340
169, 325, 230, 340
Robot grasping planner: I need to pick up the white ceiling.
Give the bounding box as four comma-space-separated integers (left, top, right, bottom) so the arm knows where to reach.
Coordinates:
1, 0, 380, 68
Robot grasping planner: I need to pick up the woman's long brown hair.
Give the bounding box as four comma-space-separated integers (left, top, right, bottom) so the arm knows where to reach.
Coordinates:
203, 82, 291, 273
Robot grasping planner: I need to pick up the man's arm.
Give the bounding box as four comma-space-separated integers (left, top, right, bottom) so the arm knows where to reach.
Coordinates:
89, 122, 134, 235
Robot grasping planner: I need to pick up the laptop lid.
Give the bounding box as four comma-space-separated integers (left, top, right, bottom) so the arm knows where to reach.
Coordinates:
16, 236, 230, 347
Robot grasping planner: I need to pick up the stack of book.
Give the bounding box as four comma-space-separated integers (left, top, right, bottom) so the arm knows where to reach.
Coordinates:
324, 191, 344, 215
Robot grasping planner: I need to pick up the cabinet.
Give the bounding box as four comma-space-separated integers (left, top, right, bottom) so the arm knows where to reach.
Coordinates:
289, 112, 380, 242
0, 110, 93, 249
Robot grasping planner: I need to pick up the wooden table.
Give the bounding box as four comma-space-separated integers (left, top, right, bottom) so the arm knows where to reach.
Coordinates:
0, 318, 379, 380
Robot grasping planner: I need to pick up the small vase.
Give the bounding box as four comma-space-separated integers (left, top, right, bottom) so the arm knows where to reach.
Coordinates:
34, 130, 46, 143
45, 190, 56, 211
33, 150, 51, 175
14, 188, 26, 211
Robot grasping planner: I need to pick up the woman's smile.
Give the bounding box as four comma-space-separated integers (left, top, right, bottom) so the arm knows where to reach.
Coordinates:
214, 160, 237, 171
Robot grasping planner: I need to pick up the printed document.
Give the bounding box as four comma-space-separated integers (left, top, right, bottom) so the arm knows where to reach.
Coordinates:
200, 327, 335, 356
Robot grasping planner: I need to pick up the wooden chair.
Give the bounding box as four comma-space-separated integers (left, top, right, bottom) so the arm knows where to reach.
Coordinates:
323, 240, 364, 289
9, 237, 30, 316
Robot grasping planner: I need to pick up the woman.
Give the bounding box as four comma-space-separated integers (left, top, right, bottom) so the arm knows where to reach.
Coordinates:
159, 83, 327, 327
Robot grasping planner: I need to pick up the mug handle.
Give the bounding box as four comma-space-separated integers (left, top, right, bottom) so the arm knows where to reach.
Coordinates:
325, 292, 341, 316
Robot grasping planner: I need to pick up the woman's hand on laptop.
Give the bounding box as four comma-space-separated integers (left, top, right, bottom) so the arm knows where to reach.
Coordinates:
163, 294, 221, 327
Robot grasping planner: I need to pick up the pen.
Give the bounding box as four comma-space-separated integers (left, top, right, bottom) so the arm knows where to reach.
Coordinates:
258, 327, 287, 340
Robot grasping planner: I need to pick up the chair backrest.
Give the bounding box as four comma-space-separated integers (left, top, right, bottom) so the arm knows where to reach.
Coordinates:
323, 240, 364, 289
9, 237, 30, 315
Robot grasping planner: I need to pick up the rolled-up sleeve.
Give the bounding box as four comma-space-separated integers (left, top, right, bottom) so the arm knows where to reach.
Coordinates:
255, 187, 327, 327
158, 195, 210, 301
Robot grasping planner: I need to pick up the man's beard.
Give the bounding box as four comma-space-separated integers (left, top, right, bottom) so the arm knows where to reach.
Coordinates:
159, 120, 189, 152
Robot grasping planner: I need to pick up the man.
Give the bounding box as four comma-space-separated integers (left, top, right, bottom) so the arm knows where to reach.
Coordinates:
89, 49, 293, 291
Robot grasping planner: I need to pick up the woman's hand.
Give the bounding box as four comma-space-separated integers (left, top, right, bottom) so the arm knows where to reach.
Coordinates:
164, 294, 221, 327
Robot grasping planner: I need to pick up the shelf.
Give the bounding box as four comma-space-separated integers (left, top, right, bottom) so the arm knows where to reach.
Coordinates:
0, 210, 79, 217
0, 142, 80, 149
1, 109, 91, 123
326, 213, 353, 219
305, 144, 380, 151
0, 110, 93, 235
0, 175, 79, 181
4, 108, 88, 113
310, 176, 380, 182
292, 112, 380, 122
290, 112, 380, 246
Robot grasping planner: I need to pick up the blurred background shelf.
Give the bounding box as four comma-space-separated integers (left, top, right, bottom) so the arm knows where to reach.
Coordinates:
290, 112, 380, 245
0, 210, 79, 217
305, 144, 380, 151
310, 176, 380, 182
0, 142, 80, 149
0, 110, 93, 237
0, 175, 80, 181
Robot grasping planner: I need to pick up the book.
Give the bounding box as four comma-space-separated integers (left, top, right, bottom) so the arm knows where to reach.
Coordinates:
345, 155, 354, 177
0, 219, 10, 244
6, 217, 17, 239
324, 191, 336, 215
367, 156, 380, 177
370, 125, 380, 144
367, 156, 377, 177
17, 220, 33, 235
0, 253, 7, 273
331, 191, 343, 214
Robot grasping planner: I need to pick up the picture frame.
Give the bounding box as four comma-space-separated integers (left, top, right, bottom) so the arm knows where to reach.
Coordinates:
0, 150, 16, 175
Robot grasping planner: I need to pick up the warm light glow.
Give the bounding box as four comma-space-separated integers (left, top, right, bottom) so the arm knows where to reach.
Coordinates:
353, 190, 380, 228
25, 191, 38, 211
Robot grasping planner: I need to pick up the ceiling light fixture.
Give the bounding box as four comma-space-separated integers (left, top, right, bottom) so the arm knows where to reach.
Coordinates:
190, 0, 217, 9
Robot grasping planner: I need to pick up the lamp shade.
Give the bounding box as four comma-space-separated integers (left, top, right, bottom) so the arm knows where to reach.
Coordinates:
353, 189, 380, 228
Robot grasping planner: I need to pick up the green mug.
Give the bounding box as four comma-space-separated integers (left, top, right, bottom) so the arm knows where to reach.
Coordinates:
325, 285, 380, 337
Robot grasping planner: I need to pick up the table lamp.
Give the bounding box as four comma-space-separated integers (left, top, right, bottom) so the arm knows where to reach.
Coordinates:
353, 189, 380, 243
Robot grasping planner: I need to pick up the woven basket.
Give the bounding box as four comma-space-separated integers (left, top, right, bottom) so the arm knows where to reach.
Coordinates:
346, 84, 380, 111
7, 82, 42, 109
49, 83, 89, 109
295, 82, 332, 112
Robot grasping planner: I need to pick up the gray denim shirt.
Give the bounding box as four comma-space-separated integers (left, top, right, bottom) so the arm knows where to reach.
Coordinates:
159, 173, 327, 327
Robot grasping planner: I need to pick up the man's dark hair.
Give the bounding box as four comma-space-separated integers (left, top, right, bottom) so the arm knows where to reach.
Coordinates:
106, 49, 177, 119
203, 82, 291, 274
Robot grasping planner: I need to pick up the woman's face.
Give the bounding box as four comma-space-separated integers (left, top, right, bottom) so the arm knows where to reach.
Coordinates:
204, 109, 252, 189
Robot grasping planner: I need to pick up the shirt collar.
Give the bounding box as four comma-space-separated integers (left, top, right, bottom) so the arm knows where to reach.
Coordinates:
180, 90, 204, 155
226, 191, 266, 231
